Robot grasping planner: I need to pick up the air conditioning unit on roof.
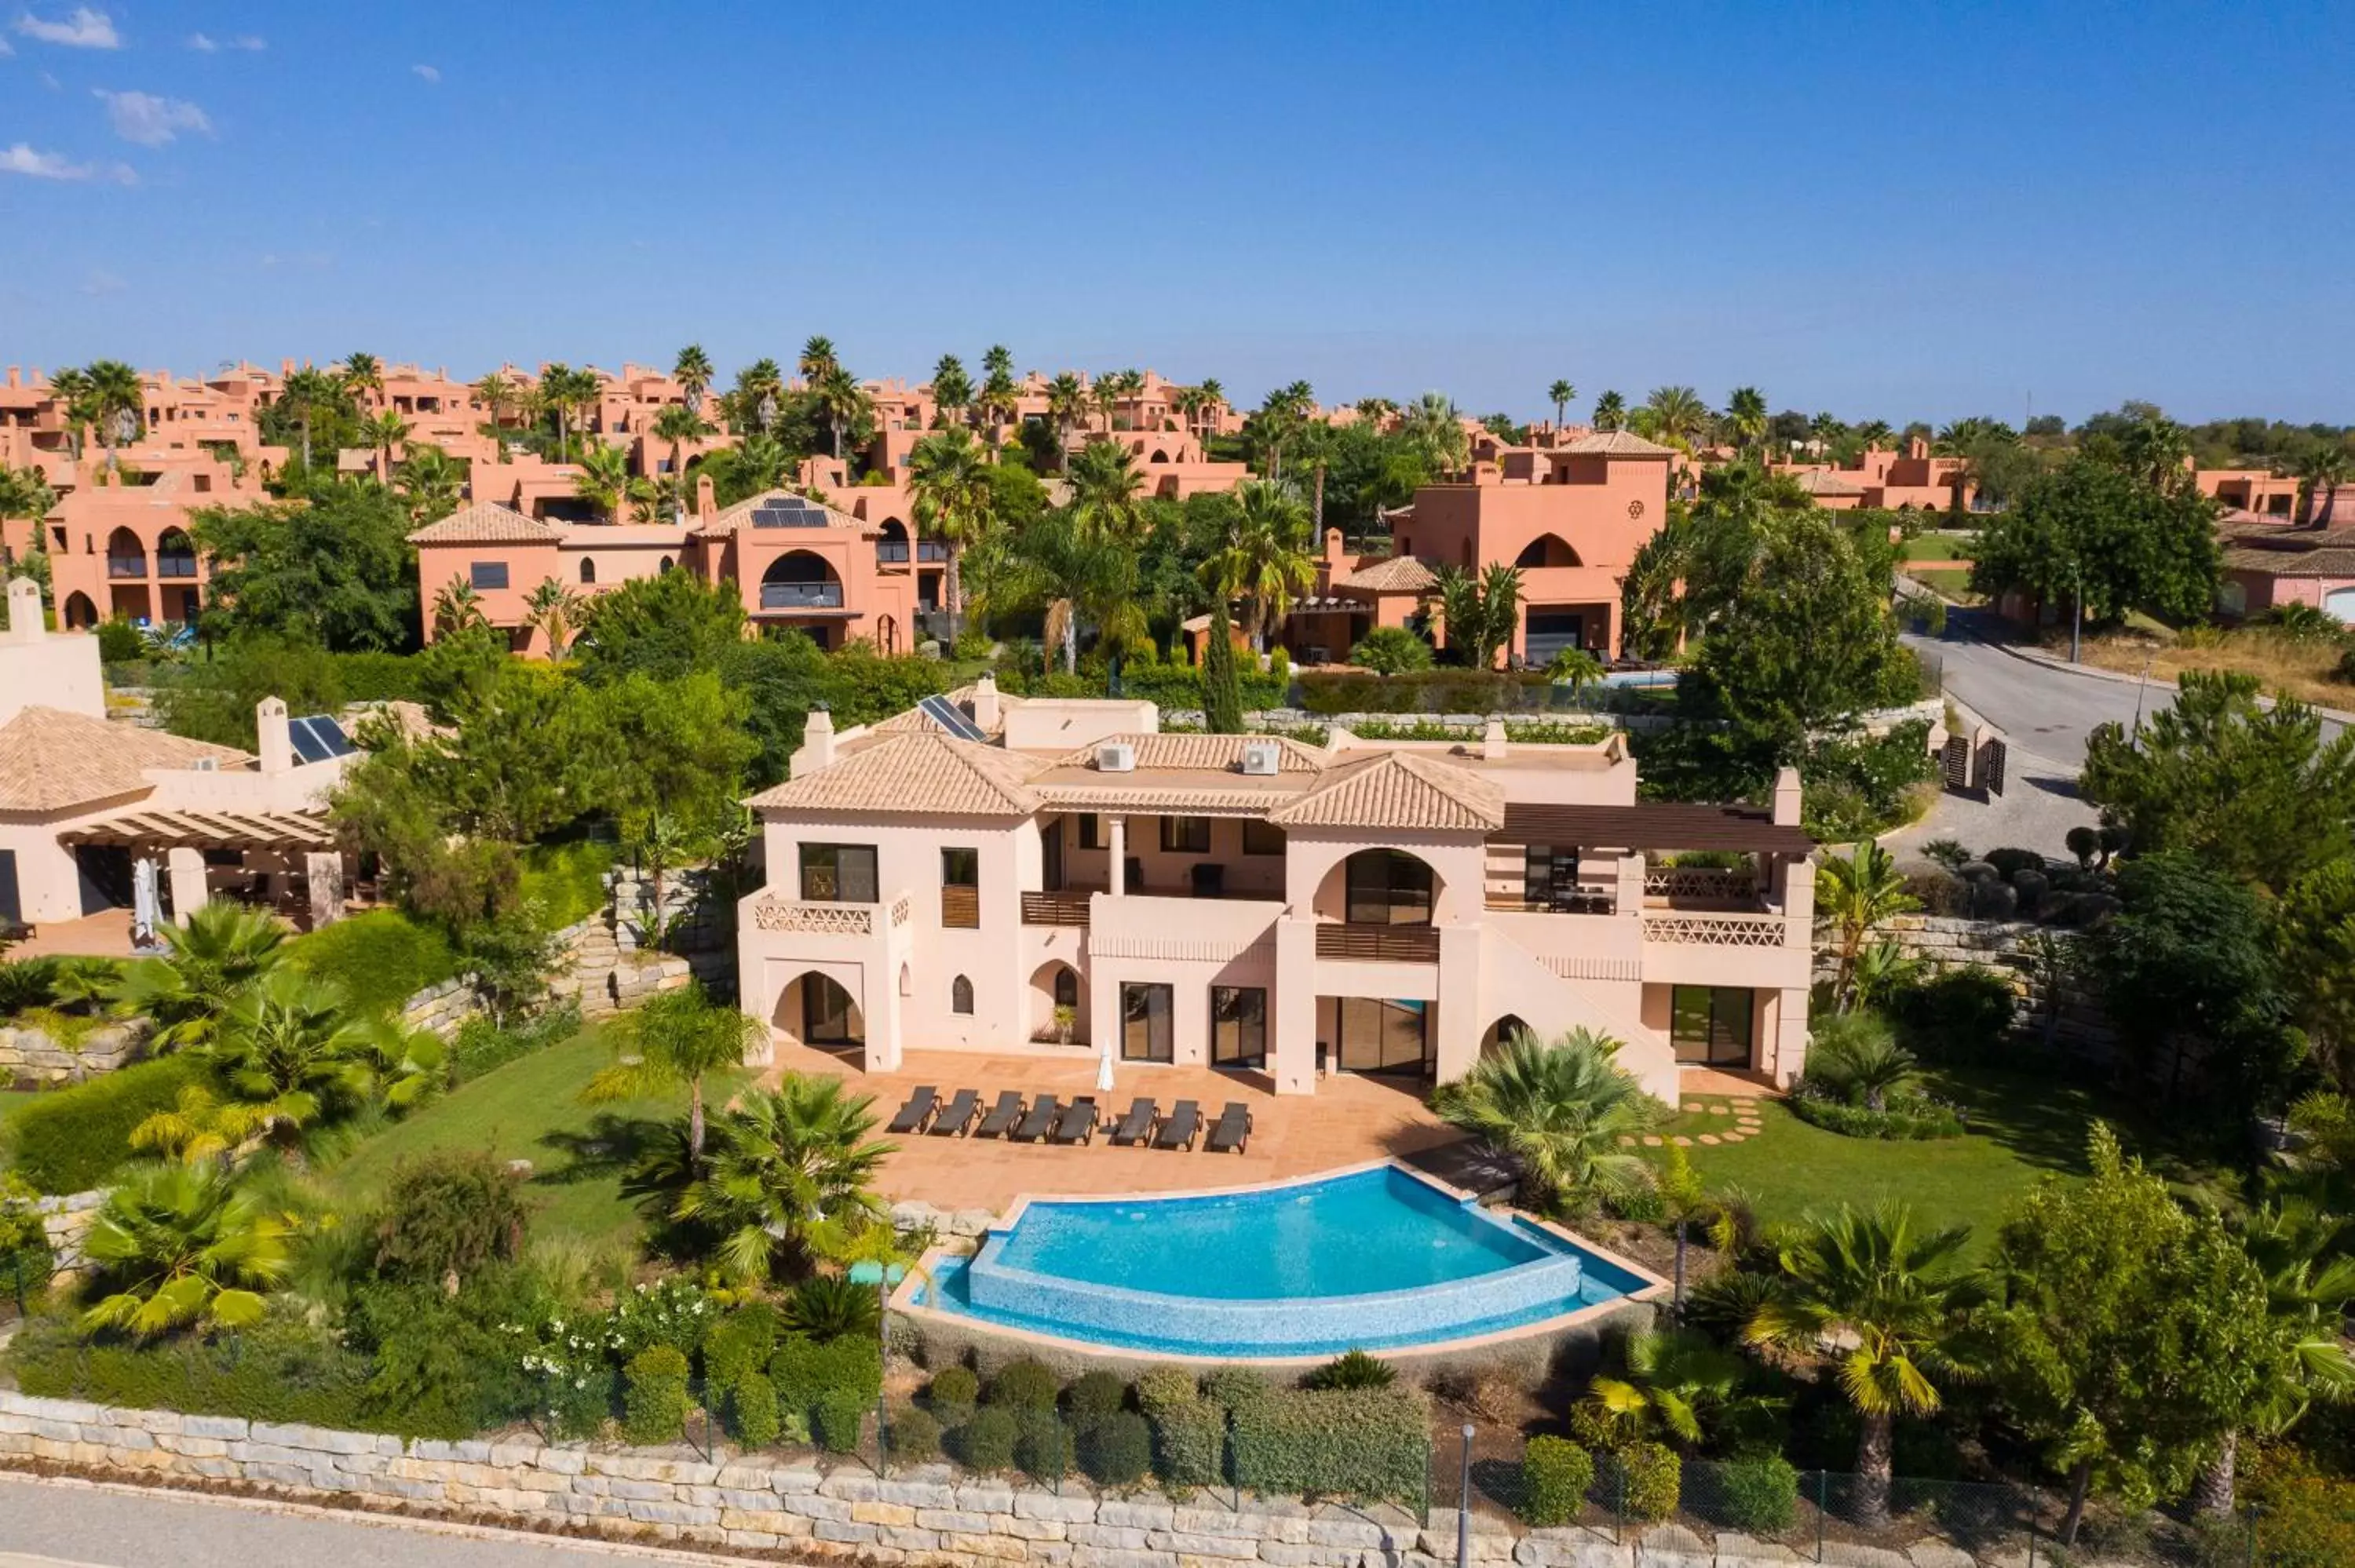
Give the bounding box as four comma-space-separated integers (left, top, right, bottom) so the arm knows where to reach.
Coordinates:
1097, 742, 1135, 773
1240, 739, 1280, 776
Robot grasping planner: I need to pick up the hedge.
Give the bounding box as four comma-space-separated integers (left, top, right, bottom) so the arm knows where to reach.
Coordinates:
623, 1344, 690, 1444
1080, 1410, 1152, 1486
812, 1387, 867, 1453
1227, 1386, 1429, 1503
729, 1369, 781, 1449
1606, 1441, 1681, 1522
4, 1055, 204, 1194
1295, 669, 1557, 717
1787, 1092, 1965, 1141
1709, 1453, 1798, 1533
769, 1334, 881, 1427
283, 909, 460, 1020
703, 1303, 781, 1391
1149, 1398, 1227, 1486
9, 1313, 369, 1428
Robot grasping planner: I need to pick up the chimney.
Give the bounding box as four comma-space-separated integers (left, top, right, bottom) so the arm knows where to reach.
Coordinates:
5, 577, 43, 642
794, 705, 836, 778
5, 367, 18, 389
1770, 765, 1802, 827
1482, 717, 1508, 760
695, 473, 717, 523
257, 696, 294, 775
1324, 527, 1345, 568
970, 673, 1001, 731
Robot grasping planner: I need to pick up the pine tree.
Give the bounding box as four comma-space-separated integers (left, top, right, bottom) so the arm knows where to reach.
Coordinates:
1203, 600, 1244, 734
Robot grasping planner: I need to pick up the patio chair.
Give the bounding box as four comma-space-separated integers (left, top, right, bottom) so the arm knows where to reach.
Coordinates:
1152, 1099, 1200, 1151
1013, 1095, 1061, 1142
927, 1088, 980, 1137
1050, 1096, 1099, 1146
1206, 1101, 1252, 1154
885, 1085, 939, 1136
973, 1090, 1025, 1139
1108, 1097, 1158, 1147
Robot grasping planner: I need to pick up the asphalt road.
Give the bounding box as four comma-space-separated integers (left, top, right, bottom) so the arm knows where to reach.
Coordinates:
1904, 612, 2179, 771
0, 1475, 708, 1568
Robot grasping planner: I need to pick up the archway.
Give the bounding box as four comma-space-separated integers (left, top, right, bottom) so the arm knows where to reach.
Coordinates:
1513, 534, 1583, 569
772, 970, 864, 1051
580, 556, 597, 584
760, 549, 842, 609
61, 591, 98, 629
1322, 848, 1440, 925
105, 525, 144, 576
155, 527, 198, 579
1481, 1014, 1532, 1055
1029, 961, 1085, 1045
877, 519, 909, 563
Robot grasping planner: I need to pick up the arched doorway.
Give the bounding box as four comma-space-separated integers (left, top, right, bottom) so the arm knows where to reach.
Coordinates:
772, 970, 863, 1052
1481, 1014, 1532, 1056
1030, 961, 1084, 1045
760, 550, 842, 610
1330, 848, 1438, 925
877, 520, 910, 564
62, 591, 99, 629
105, 526, 145, 578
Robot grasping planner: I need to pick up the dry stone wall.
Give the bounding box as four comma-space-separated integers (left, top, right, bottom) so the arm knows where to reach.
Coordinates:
0, 1021, 145, 1090
1865, 913, 2112, 1056
0, 1390, 1989, 1567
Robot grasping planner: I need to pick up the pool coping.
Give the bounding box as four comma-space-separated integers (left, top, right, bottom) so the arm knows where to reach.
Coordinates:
892, 1157, 1670, 1366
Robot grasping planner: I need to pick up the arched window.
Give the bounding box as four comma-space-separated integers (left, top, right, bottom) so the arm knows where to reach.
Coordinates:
579, 556, 597, 585
1342, 848, 1436, 926
951, 975, 974, 1015
658, 556, 675, 574
1053, 968, 1078, 1007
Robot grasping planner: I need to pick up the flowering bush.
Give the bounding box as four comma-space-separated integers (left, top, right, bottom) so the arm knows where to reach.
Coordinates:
608, 1275, 715, 1358
502, 1308, 626, 1440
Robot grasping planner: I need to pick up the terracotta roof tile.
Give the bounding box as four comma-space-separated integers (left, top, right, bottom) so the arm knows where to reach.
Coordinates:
407, 501, 557, 545
1268, 749, 1504, 832
1793, 469, 1865, 497
1335, 556, 1438, 593
1559, 431, 1678, 459
1050, 733, 1327, 773
0, 707, 250, 812
696, 488, 866, 537
873, 684, 1026, 738
744, 731, 1043, 817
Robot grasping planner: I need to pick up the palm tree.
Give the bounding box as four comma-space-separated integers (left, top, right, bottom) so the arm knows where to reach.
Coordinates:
906, 428, 996, 642
1806, 1012, 1918, 1111
1548, 379, 1576, 431
1815, 841, 1920, 1012
627, 1075, 892, 1285
394, 443, 465, 522
1592, 390, 1627, 433
583, 981, 758, 1159
108, 901, 287, 1052
339, 352, 383, 406
1637, 386, 1713, 450
1198, 377, 1228, 439
198, 968, 438, 1152
625, 806, 695, 950
1429, 1030, 1660, 1215
979, 345, 1018, 454
798, 336, 839, 383
1066, 438, 1146, 545
524, 577, 582, 657
1354, 396, 1398, 429
1045, 373, 1087, 466
651, 403, 714, 517
80, 1165, 290, 1338
1016, 510, 1143, 673
1401, 392, 1470, 477
1546, 647, 1606, 696
538, 363, 598, 462
1726, 387, 1769, 455
1478, 561, 1522, 668
83, 359, 144, 476
574, 442, 634, 522
431, 579, 487, 637
2295, 447, 2350, 529
1746, 1203, 1985, 1527
1582, 1325, 1769, 1449
1201, 480, 1317, 651
672, 344, 714, 410
49, 366, 94, 461
930, 355, 973, 430
814, 364, 871, 472
735, 358, 786, 435
361, 409, 410, 480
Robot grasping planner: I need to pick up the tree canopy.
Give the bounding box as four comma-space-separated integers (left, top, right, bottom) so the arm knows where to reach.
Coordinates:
1968, 455, 2220, 626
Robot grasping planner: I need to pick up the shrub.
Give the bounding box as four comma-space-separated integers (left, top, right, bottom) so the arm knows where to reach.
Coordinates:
1064, 1369, 1129, 1428
1607, 1441, 1680, 1522
886, 1403, 941, 1460
986, 1358, 1061, 1412
953, 1406, 1020, 1471
926, 1365, 980, 1414
1711, 1453, 1798, 1533
96, 617, 144, 663
8, 1311, 368, 1429
609, 1275, 717, 1358
447, 1003, 582, 1084
2240, 1449, 2355, 1568
1228, 1386, 1430, 1504
1348, 626, 1435, 675
1302, 1349, 1397, 1391
1015, 1411, 1075, 1482
1080, 1409, 1153, 1486
782, 1273, 878, 1342
1149, 1398, 1228, 1487
1893, 965, 2017, 1061
730, 1369, 781, 1449
1200, 1366, 1276, 1415
283, 909, 460, 1020
703, 1303, 781, 1393
812, 1387, 867, 1453
622, 1344, 691, 1445
1521, 1436, 1594, 1527
1133, 1366, 1197, 1414
770, 1334, 882, 1424
1787, 1092, 1965, 1140
0, 957, 65, 1015
4, 1055, 203, 1194
368, 1151, 528, 1288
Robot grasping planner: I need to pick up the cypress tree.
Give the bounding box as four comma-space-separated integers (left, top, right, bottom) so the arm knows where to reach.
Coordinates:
1203, 600, 1243, 733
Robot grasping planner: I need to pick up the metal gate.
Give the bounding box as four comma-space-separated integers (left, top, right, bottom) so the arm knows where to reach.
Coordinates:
1977, 737, 2007, 796
1941, 735, 1971, 791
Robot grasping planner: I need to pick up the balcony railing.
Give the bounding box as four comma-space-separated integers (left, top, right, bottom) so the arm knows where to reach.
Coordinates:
877, 542, 910, 564
1488, 886, 1617, 916
915, 540, 948, 563
941, 885, 980, 928
1643, 867, 1758, 906
106, 556, 147, 579
1640, 913, 1787, 947
1020, 892, 1091, 927
758, 582, 845, 610
750, 899, 873, 935
1316, 922, 1440, 963
155, 554, 199, 579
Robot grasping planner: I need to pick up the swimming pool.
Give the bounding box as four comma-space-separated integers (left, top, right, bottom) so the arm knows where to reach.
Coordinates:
909, 1163, 1652, 1358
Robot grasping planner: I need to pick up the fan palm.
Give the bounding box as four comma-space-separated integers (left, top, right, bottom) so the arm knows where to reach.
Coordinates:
1546, 647, 1606, 694
1583, 1326, 1769, 1449
2193, 1198, 2355, 1512
573, 442, 634, 522
524, 577, 582, 657
361, 409, 409, 479
627, 1075, 891, 1284
1548, 379, 1576, 431
432, 579, 487, 637
672, 344, 714, 409
49, 366, 94, 461
2295, 447, 2350, 529
651, 404, 714, 516
80, 1164, 291, 1338
1638, 386, 1712, 451
1592, 391, 1627, 433
1066, 438, 1146, 545
1014, 509, 1142, 673
1726, 387, 1769, 454
1804, 1012, 1917, 1111
473, 370, 520, 436
394, 443, 465, 522
735, 358, 786, 434
907, 428, 997, 640
108, 901, 287, 1052
583, 981, 758, 1159
1430, 1030, 1660, 1215
339, 352, 383, 403
83, 359, 144, 474
1401, 392, 1470, 477
978, 345, 1018, 454
1200, 480, 1317, 651
814, 364, 871, 470
798, 336, 839, 382
1815, 841, 1920, 1012
1745, 1202, 1986, 1527
196, 968, 440, 1151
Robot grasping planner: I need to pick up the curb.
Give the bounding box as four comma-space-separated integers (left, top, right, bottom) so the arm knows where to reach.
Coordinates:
1962, 633, 2355, 726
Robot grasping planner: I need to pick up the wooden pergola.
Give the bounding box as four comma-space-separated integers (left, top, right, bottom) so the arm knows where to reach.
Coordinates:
57, 807, 338, 854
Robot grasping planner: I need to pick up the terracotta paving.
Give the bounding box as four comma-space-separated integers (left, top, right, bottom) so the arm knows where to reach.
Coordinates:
758, 1039, 1465, 1213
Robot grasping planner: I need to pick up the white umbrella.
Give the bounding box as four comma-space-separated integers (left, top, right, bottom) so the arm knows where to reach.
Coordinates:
1095, 1041, 1116, 1093
131, 856, 159, 949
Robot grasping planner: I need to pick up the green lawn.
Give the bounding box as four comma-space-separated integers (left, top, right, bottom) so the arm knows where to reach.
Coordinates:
0, 1088, 40, 1121
1658, 1064, 2230, 1253
1901, 534, 1977, 563
1903, 567, 1979, 602
322, 1026, 751, 1249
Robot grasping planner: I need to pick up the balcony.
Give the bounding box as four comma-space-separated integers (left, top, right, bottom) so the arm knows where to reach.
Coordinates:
750, 898, 874, 936
877, 542, 911, 564
758, 582, 845, 611
155, 554, 199, 579
1316, 923, 1440, 963
1639, 913, 1787, 947
1020, 891, 1091, 927
915, 540, 948, 563
1488, 885, 1617, 917
106, 556, 147, 579
1642, 866, 1758, 909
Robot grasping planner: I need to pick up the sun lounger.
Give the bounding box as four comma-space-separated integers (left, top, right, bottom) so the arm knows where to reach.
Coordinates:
886, 1085, 939, 1136
974, 1090, 1025, 1139
1013, 1095, 1061, 1142
1206, 1101, 1252, 1154
1050, 1096, 1099, 1146
1152, 1099, 1200, 1150
1108, 1097, 1157, 1147
927, 1088, 980, 1136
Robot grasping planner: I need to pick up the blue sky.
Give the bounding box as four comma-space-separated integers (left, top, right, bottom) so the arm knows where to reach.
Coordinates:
2, 2, 2349, 425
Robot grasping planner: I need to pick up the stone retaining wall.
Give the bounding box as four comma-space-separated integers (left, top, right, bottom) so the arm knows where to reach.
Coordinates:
0, 1020, 146, 1090
0, 1390, 1981, 1567
392, 903, 732, 1044
1868, 914, 2112, 1055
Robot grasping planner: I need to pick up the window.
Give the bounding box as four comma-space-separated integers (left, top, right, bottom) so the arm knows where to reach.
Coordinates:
1159, 815, 1210, 854
579, 557, 597, 584
1078, 814, 1104, 850
801, 974, 856, 1045
951, 975, 974, 1014
1242, 819, 1285, 856
1344, 849, 1434, 925
1053, 968, 1079, 1008
1327, 997, 1430, 1074
798, 843, 878, 903
1121, 983, 1174, 1063
468, 561, 509, 590
1670, 986, 1754, 1067
940, 847, 980, 928
1211, 986, 1266, 1068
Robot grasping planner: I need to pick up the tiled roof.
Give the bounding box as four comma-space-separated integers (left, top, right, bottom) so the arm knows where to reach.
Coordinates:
744, 731, 1043, 817
407, 501, 557, 545
0, 707, 250, 813
1558, 431, 1678, 459
2222, 545, 2355, 578
1792, 469, 1864, 497
1052, 733, 1327, 773
697, 488, 865, 536
1035, 783, 1294, 815
873, 684, 1024, 739
1336, 556, 1438, 593
1269, 749, 1504, 832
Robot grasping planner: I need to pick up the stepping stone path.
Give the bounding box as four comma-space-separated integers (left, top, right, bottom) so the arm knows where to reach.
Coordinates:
1669, 1095, 1770, 1145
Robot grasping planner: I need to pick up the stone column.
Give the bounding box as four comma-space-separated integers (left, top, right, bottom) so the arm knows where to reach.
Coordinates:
164, 848, 207, 921
1107, 815, 1126, 896
304, 851, 345, 928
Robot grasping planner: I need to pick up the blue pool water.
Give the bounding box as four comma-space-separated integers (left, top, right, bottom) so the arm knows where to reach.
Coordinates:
913, 1165, 1646, 1358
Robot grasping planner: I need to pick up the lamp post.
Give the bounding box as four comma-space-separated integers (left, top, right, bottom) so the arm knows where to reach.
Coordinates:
848, 1259, 906, 1473
2069, 556, 2083, 665
1455, 1424, 1474, 1568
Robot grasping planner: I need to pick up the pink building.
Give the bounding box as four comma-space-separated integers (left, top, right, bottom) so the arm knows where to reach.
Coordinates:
736, 682, 1815, 1103
1773, 438, 1977, 512
8, 450, 261, 629
2218, 521, 2355, 622
2197, 467, 2298, 520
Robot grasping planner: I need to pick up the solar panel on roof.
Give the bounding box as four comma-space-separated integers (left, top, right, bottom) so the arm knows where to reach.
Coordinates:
750, 499, 829, 528
288, 715, 357, 765
918, 694, 988, 742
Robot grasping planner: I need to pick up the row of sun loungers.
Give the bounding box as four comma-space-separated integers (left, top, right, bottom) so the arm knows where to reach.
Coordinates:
884, 1085, 1251, 1153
